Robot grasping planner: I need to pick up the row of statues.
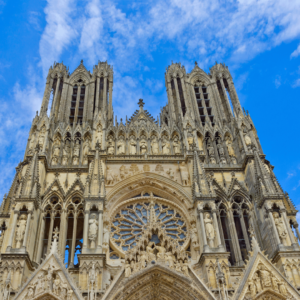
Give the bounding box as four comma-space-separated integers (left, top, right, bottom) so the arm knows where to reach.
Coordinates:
107, 136, 181, 155
248, 265, 287, 297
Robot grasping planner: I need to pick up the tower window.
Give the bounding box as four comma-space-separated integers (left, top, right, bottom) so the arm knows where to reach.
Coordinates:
99, 77, 104, 109
177, 77, 186, 116
69, 85, 78, 125
77, 85, 85, 125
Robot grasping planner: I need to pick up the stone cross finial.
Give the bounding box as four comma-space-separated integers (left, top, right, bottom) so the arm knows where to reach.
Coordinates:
53, 227, 59, 239
138, 99, 145, 108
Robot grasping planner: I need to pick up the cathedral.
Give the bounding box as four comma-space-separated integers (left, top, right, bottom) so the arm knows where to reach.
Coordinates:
0, 59, 300, 300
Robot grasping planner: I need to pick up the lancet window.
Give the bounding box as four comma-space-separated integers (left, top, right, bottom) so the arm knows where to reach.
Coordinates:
177, 77, 186, 116
69, 79, 86, 125
111, 199, 188, 255
69, 85, 78, 125
77, 85, 86, 125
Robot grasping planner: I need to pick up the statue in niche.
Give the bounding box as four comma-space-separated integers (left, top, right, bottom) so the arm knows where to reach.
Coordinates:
53, 274, 61, 295
73, 140, 80, 165
146, 242, 156, 262
166, 168, 175, 180
225, 135, 235, 157
258, 265, 272, 289
95, 124, 103, 147
38, 126, 46, 149
273, 212, 288, 246
129, 137, 137, 155
242, 126, 252, 148
15, 214, 27, 248
119, 165, 129, 180
36, 273, 45, 294
162, 137, 170, 155
117, 136, 125, 155
103, 223, 110, 252
140, 139, 147, 154
107, 137, 115, 155
271, 275, 279, 292
125, 262, 131, 277
190, 224, 199, 250
207, 142, 215, 156
51, 137, 61, 166
278, 280, 287, 296
216, 138, 225, 156
83, 138, 91, 164
248, 279, 257, 298
253, 273, 262, 293
204, 213, 215, 248
210, 157, 216, 164
220, 157, 227, 164
62, 140, 71, 166
187, 126, 193, 149
179, 162, 190, 186
88, 214, 98, 249
26, 285, 35, 299
151, 136, 159, 154
173, 136, 181, 154
155, 245, 166, 260
106, 166, 118, 185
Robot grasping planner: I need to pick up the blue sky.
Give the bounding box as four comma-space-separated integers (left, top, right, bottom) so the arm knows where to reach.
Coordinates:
0, 0, 300, 212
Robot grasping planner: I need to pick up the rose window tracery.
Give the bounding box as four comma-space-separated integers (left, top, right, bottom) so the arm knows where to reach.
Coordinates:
111, 199, 188, 254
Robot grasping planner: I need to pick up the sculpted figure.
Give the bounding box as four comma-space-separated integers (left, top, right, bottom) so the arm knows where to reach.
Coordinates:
26, 285, 35, 299
210, 157, 216, 164
162, 137, 170, 155
88, 214, 98, 249
179, 162, 189, 186
53, 274, 60, 295
51, 138, 60, 165
107, 137, 115, 155
258, 265, 272, 288
15, 214, 27, 248
156, 245, 166, 260
248, 279, 257, 298
129, 137, 137, 155
278, 281, 287, 296
67, 289, 73, 300
73, 140, 80, 165
125, 262, 131, 277
216, 138, 225, 156
140, 140, 147, 154
166, 168, 175, 180
146, 242, 156, 262
106, 166, 115, 185
271, 276, 279, 292
3, 286, 9, 300
190, 224, 199, 250
182, 262, 189, 276
117, 136, 125, 154
225, 136, 235, 157
61, 282, 68, 299
119, 165, 128, 180
62, 140, 70, 166
207, 142, 214, 156
175, 262, 181, 272
173, 136, 181, 154
140, 251, 148, 268
151, 137, 159, 154
95, 124, 103, 147
28, 131, 36, 153
204, 213, 215, 248
38, 126, 46, 149
166, 252, 175, 269
36, 273, 45, 294
103, 223, 110, 252
273, 212, 288, 245
83, 138, 91, 164
253, 273, 262, 293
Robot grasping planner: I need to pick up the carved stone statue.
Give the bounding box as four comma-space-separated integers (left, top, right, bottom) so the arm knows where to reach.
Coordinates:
253, 273, 262, 293
67, 289, 73, 300
62, 140, 70, 166
140, 251, 147, 268
95, 124, 103, 147
278, 280, 287, 296
28, 131, 36, 153
204, 213, 215, 248
273, 212, 288, 246
107, 137, 115, 155
140, 140, 147, 154
210, 157, 216, 164
117, 136, 125, 154
225, 136, 235, 157
26, 284, 35, 299
53, 274, 61, 295
182, 262, 189, 276
83, 138, 91, 164
38, 126, 46, 149
151, 137, 159, 154
271, 275, 279, 292
179, 162, 189, 186
51, 138, 61, 166
156, 245, 166, 260
216, 138, 225, 156
146, 242, 156, 262
258, 265, 272, 289
15, 214, 27, 248
129, 137, 137, 155
248, 279, 257, 298
207, 142, 214, 156
166, 252, 175, 269
166, 168, 175, 180
162, 137, 170, 155
88, 214, 98, 249
73, 140, 80, 165
36, 273, 45, 294
190, 224, 199, 250
103, 223, 110, 252
125, 262, 131, 277
173, 136, 181, 154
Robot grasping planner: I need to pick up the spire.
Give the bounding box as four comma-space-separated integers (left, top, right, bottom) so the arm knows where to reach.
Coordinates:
138, 98, 145, 112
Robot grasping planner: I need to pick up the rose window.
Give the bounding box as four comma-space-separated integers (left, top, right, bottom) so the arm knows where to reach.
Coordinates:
110, 200, 188, 254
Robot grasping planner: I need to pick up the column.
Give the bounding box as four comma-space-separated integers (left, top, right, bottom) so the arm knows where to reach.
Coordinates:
83, 210, 89, 250
6, 211, 19, 252
97, 211, 103, 251
281, 209, 298, 248
41, 77, 54, 115
95, 76, 100, 115
103, 76, 107, 113
219, 78, 233, 117
51, 77, 61, 118
82, 83, 89, 123
173, 77, 183, 119
212, 210, 223, 250
47, 213, 55, 253
190, 84, 201, 124
199, 210, 209, 252
268, 209, 282, 248
227, 209, 243, 266
238, 211, 251, 252
36, 214, 46, 263
167, 80, 177, 120
42, 128, 50, 153
108, 80, 113, 120
60, 210, 68, 256
227, 78, 243, 116
293, 222, 300, 242
58, 79, 68, 122
74, 84, 81, 125
22, 211, 32, 249
180, 76, 189, 115
69, 213, 78, 268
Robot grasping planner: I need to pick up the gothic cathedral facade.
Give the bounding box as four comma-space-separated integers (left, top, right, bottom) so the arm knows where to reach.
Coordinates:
0, 60, 300, 300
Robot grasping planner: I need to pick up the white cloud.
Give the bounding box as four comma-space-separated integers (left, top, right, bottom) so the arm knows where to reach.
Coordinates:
291, 44, 300, 58
292, 78, 300, 88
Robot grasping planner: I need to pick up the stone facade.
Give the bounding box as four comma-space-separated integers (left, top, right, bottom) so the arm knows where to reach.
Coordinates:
0, 60, 299, 300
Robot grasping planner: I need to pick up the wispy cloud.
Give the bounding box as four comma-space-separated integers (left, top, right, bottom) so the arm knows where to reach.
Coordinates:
291, 44, 300, 58
287, 170, 297, 179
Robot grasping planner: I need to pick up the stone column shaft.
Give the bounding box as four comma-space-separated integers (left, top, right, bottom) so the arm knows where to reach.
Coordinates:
22, 212, 32, 248
83, 210, 89, 249
51, 77, 61, 118
74, 84, 81, 124
97, 211, 103, 251
6, 211, 19, 251
212, 210, 223, 249
281, 210, 298, 247
103, 76, 107, 112
199, 211, 209, 252
36, 215, 45, 262
219, 78, 233, 117
47, 214, 55, 253
268, 210, 282, 247
173, 77, 183, 119
238, 213, 250, 252
69, 213, 78, 267
95, 76, 100, 115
